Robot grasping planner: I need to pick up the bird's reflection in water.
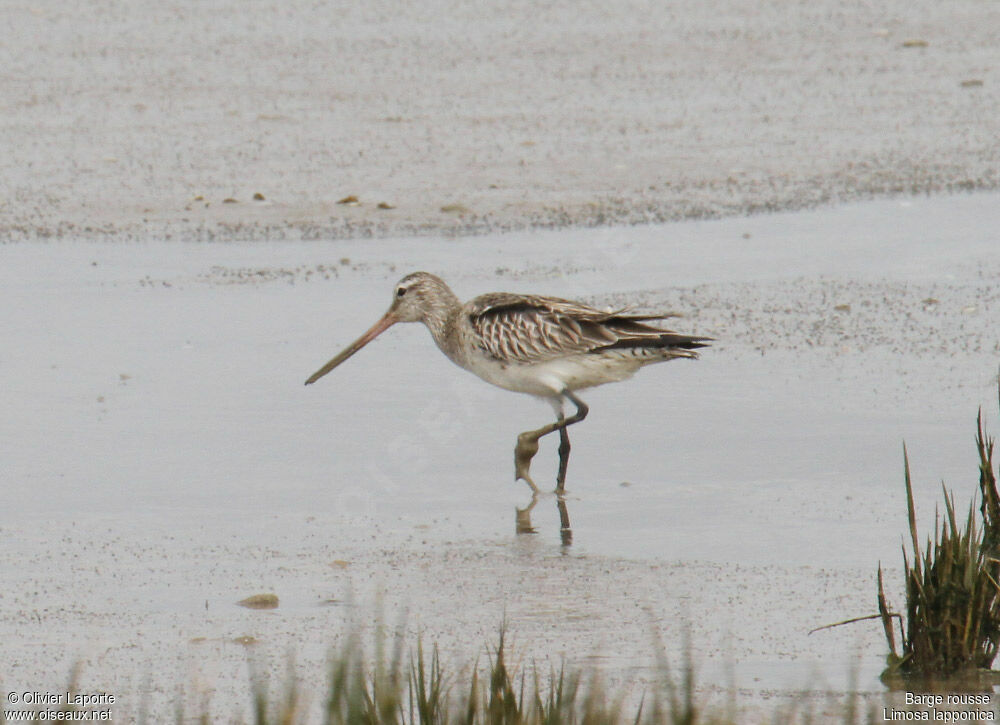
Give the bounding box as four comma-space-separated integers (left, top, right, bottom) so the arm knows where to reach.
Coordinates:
515, 493, 573, 547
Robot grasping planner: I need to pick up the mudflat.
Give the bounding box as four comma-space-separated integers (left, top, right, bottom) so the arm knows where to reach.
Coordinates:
2, 0, 999, 241
5, 2, 1000, 721
3, 194, 999, 720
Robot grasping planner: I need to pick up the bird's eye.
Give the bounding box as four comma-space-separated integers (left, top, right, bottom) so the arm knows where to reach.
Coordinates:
396, 287, 407, 298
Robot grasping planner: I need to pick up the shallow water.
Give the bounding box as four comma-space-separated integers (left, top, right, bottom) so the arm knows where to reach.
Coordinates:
2, 192, 999, 720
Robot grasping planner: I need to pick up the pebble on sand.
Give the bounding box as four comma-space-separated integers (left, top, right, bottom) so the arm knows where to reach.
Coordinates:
237, 593, 279, 609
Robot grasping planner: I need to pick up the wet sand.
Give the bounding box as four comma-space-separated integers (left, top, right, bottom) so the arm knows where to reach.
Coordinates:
2, 0, 1000, 241
3, 193, 999, 720
4, 1, 1000, 720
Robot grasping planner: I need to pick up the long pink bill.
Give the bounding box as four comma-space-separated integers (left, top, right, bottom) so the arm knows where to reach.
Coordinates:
304, 311, 397, 385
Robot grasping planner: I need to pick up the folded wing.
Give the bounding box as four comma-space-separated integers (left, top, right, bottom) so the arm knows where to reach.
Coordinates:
468, 293, 711, 364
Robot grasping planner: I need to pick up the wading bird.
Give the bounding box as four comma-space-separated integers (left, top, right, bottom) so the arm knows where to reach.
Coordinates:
305, 272, 710, 493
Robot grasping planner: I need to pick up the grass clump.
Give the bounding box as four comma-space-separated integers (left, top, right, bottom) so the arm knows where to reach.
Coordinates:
321, 626, 406, 725
878, 388, 1000, 686
312, 625, 631, 725
217, 624, 874, 725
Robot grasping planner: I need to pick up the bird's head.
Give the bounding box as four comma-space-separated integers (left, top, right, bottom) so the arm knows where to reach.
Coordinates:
386, 271, 448, 323
304, 271, 453, 385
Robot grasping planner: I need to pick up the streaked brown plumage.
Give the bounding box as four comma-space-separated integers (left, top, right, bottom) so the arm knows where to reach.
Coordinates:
469, 292, 704, 366
306, 272, 710, 492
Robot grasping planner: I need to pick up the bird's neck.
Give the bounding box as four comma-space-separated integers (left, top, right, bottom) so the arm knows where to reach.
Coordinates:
420, 290, 462, 359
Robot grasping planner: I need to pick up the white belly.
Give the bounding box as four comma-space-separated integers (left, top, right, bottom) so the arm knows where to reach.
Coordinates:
459, 349, 644, 398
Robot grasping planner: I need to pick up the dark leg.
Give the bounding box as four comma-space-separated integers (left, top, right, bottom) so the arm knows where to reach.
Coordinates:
514, 391, 589, 492
556, 418, 571, 493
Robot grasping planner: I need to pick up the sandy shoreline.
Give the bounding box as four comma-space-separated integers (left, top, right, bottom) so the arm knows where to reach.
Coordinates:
4, 0, 1000, 242
3, 194, 999, 720
5, 1, 1000, 720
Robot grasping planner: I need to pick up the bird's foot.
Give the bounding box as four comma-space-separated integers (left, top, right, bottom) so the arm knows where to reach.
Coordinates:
517, 471, 540, 493
514, 432, 541, 493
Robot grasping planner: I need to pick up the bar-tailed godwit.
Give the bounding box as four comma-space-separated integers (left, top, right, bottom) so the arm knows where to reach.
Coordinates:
305, 272, 710, 492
